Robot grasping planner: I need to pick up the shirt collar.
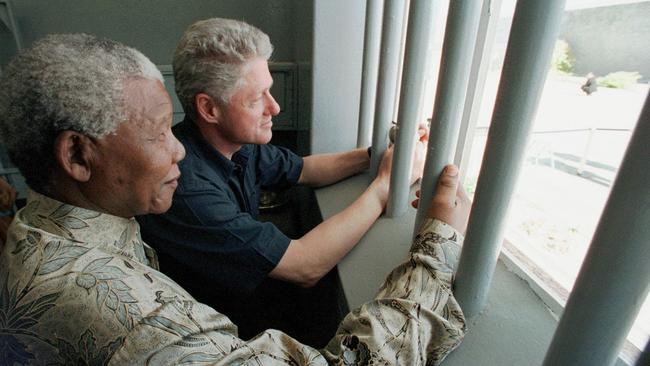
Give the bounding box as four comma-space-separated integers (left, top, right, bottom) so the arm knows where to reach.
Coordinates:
22, 190, 149, 265
176, 116, 253, 179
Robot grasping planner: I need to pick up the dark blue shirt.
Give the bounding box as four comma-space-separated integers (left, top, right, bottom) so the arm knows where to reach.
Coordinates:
137, 117, 303, 307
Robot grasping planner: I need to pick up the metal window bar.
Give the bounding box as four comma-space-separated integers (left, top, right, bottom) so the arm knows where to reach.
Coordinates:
385, 0, 445, 217
391, 0, 410, 124
356, 0, 384, 148
637, 339, 650, 366
411, 1, 484, 230
369, 0, 407, 177
542, 90, 650, 366
452, 0, 567, 318
455, 0, 503, 184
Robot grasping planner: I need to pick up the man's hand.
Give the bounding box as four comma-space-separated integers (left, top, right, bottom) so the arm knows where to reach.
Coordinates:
374, 145, 394, 204
412, 165, 471, 234
0, 179, 17, 212
377, 124, 428, 184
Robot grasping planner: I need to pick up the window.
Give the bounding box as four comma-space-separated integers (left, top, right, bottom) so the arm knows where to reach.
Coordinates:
459, 0, 650, 358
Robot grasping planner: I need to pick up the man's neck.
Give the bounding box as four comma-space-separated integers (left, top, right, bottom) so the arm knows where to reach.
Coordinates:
45, 176, 105, 215
194, 119, 241, 160
46, 173, 132, 218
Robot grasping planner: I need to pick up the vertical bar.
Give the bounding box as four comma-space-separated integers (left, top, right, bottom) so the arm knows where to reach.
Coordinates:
391, 0, 410, 123
455, 0, 503, 183
357, 0, 385, 148
453, 0, 567, 317
637, 338, 650, 366
412, 1, 484, 231
542, 92, 650, 366
386, 0, 442, 217
369, 0, 407, 177
577, 127, 595, 175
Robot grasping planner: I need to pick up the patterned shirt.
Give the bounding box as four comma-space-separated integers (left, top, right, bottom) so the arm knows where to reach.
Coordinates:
0, 190, 466, 365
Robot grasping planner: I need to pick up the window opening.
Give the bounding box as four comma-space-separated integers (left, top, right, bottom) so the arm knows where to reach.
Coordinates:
460, 0, 650, 356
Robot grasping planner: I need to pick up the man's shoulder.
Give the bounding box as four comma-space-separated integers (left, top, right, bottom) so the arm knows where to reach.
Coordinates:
176, 165, 232, 199
251, 143, 301, 168
175, 147, 229, 194
1, 223, 132, 346
0, 221, 200, 363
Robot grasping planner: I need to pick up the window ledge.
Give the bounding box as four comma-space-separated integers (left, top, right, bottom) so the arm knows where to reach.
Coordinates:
314, 173, 631, 365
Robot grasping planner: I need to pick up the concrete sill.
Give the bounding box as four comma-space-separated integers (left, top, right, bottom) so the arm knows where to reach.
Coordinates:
314, 173, 629, 366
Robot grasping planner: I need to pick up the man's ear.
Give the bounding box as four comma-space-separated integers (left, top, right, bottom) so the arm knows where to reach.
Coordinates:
53, 131, 94, 182
195, 93, 221, 124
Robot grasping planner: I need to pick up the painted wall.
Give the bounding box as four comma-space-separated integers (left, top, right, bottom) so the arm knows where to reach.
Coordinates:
0, 0, 300, 66
559, 1, 650, 82
310, 0, 365, 154
291, 0, 313, 155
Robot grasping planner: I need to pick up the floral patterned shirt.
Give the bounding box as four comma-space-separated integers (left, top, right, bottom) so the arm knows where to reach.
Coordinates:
0, 191, 466, 365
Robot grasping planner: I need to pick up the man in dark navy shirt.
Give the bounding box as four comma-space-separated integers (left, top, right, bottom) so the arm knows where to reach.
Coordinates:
137, 18, 428, 344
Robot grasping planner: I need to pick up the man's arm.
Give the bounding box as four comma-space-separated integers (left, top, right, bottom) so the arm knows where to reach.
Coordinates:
269, 128, 428, 287
323, 164, 470, 365
115, 165, 469, 366
270, 129, 428, 287
298, 147, 369, 187
271, 171, 389, 287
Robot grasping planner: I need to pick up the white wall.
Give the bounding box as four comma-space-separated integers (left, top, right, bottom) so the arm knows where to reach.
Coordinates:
310, 0, 365, 154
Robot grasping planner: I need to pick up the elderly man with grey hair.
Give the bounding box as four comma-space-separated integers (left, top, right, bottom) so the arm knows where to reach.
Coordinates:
137, 17, 430, 344
0, 33, 467, 364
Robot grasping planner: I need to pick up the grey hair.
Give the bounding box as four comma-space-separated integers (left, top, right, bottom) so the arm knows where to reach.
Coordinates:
0, 33, 163, 192
172, 17, 273, 120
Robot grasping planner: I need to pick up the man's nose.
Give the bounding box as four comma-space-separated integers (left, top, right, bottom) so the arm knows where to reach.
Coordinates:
267, 93, 281, 116
171, 135, 186, 163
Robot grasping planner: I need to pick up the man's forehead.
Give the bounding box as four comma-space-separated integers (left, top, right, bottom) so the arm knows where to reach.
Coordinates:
123, 77, 171, 113
242, 59, 273, 87
124, 76, 165, 96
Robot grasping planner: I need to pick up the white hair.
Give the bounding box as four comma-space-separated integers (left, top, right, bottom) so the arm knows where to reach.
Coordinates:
172, 17, 273, 119
0, 33, 163, 191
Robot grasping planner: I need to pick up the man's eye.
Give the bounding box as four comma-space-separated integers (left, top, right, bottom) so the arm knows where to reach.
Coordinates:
148, 132, 166, 142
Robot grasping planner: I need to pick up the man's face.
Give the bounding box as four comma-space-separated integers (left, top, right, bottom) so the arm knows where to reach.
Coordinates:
88, 78, 186, 218
217, 57, 280, 146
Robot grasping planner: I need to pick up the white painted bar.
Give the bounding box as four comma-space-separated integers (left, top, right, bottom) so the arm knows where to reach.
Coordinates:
453, 0, 567, 317
454, 0, 502, 183
412, 1, 484, 232
356, 0, 384, 148
369, 0, 407, 177
386, 0, 444, 217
